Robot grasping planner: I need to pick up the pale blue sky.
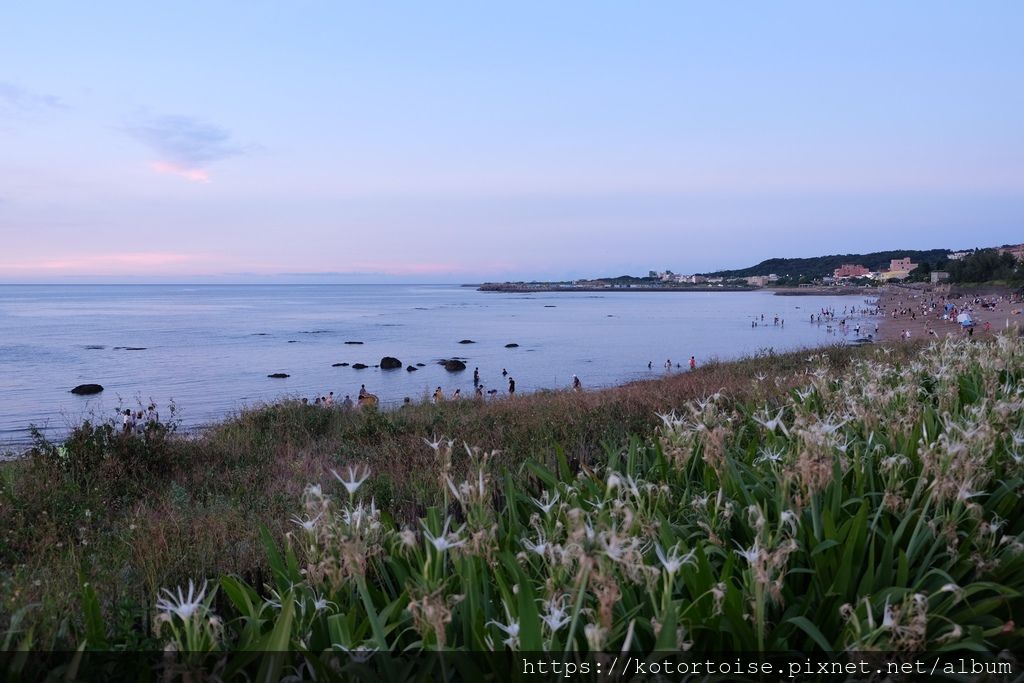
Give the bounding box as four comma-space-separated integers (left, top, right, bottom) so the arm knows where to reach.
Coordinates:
1, 1, 1021, 282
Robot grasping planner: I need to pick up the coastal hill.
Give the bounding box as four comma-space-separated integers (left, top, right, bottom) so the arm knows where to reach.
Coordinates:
701, 248, 952, 279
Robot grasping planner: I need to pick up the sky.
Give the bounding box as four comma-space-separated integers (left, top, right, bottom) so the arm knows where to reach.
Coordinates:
1, 2, 1022, 283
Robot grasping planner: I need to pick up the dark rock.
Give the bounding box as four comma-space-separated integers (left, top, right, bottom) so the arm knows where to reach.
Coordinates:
267, 373, 290, 378
251, 333, 269, 336
458, 339, 476, 344
505, 343, 519, 348
380, 356, 402, 370
113, 346, 147, 350
331, 363, 348, 367
406, 365, 418, 372
84, 345, 105, 350
442, 359, 467, 372
544, 305, 556, 308
287, 340, 298, 343
344, 341, 364, 345
352, 363, 368, 370
70, 383, 104, 395
416, 363, 426, 367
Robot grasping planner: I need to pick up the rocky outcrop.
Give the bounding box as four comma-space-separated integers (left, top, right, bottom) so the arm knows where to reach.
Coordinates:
441, 359, 467, 372
352, 363, 368, 370
344, 341, 364, 345
70, 383, 104, 395
267, 373, 290, 378
458, 339, 476, 344
380, 357, 402, 369
406, 365, 418, 372
505, 343, 519, 348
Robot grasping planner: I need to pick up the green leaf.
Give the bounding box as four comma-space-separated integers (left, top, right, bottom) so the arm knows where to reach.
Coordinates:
787, 616, 833, 651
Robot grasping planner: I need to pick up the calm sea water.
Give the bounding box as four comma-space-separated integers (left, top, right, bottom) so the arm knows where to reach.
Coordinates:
0, 285, 877, 449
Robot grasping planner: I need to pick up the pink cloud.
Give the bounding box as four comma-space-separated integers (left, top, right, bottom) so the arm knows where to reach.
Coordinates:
150, 161, 210, 182
346, 260, 487, 275
0, 252, 200, 274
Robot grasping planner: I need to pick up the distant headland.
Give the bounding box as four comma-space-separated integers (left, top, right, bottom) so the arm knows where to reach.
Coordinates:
476, 243, 1024, 293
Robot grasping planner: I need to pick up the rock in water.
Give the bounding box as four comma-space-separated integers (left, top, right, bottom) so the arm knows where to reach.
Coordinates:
380, 356, 402, 369
267, 373, 290, 378
352, 363, 368, 370
344, 341, 364, 345
70, 383, 104, 395
458, 339, 476, 344
505, 343, 519, 348
442, 359, 467, 372
406, 365, 418, 372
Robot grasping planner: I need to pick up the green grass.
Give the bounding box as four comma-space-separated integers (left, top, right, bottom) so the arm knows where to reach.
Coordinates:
4, 337, 1023, 656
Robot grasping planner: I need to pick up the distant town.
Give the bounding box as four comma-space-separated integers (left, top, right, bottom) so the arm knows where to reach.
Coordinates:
478, 243, 1024, 292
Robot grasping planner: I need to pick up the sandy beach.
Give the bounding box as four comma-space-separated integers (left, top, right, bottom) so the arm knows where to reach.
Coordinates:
875, 284, 1024, 342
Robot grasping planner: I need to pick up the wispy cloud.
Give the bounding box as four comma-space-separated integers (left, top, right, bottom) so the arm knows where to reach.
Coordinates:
125, 114, 246, 181
0, 252, 199, 274
0, 81, 67, 118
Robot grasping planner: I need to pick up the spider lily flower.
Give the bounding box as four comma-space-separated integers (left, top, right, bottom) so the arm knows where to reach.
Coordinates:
654, 543, 696, 576
422, 517, 466, 552
539, 596, 570, 631
486, 618, 520, 648
521, 533, 549, 557
332, 465, 370, 496
530, 491, 560, 516
332, 644, 379, 663
780, 510, 799, 534
752, 407, 788, 435
735, 541, 762, 565
289, 513, 322, 532
156, 579, 210, 622
753, 446, 785, 465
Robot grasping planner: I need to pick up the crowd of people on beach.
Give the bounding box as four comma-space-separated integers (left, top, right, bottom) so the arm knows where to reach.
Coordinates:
881, 290, 1020, 341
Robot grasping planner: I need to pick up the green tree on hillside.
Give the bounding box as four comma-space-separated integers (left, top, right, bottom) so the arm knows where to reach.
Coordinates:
947, 249, 1021, 283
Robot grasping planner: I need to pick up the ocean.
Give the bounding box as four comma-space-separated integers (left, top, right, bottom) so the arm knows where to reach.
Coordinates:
0, 284, 877, 449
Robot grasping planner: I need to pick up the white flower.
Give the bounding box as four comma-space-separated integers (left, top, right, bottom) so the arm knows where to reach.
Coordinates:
521, 533, 549, 557
332, 465, 370, 496
539, 596, 570, 631
654, 543, 696, 576
780, 510, 799, 534
290, 513, 321, 532
486, 618, 520, 648
155, 579, 209, 622
422, 517, 466, 552
735, 541, 762, 565
956, 482, 983, 502
530, 491, 560, 516
754, 445, 785, 465
752, 407, 788, 435
881, 597, 897, 629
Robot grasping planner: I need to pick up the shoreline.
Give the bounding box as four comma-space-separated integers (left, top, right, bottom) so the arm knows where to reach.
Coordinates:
0, 334, 888, 459
475, 283, 878, 296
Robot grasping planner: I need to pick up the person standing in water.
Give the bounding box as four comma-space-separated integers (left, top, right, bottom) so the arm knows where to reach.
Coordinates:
572, 375, 582, 392
689, 356, 696, 370
508, 377, 515, 395
473, 367, 480, 386
433, 386, 445, 402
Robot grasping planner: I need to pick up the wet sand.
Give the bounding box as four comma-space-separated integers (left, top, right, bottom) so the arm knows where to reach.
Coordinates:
876, 285, 1024, 342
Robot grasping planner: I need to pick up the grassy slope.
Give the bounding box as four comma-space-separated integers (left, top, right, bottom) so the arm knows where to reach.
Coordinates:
0, 342, 920, 642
